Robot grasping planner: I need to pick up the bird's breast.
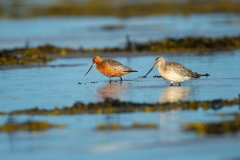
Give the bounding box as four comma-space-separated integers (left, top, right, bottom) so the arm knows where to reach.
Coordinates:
96, 63, 129, 77
158, 67, 190, 82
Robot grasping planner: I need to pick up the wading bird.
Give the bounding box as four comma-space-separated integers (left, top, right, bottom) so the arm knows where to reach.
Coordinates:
85, 56, 138, 83
144, 57, 200, 86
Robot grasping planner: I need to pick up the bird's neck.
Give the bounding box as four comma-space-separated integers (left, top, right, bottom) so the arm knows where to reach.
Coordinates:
94, 59, 102, 65
158, 61, 165, 68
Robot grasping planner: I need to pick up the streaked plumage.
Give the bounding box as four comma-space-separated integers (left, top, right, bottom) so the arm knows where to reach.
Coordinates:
102, 59, 133, 72
85, 56, 137, 82
144, 57, 200, 86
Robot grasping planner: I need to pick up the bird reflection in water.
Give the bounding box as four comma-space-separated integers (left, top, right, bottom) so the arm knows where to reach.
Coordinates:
159, 86, 191, 103
97, 83, 129, 124
97, 83, 128, 101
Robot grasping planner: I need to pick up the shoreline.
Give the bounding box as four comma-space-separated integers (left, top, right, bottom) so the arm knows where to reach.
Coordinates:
1, 0, 240, 19
1, 35, 240, 69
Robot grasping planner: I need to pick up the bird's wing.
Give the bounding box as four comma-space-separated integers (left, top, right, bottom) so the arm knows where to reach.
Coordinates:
103, 59, 133, 72
167, 62, 195, 77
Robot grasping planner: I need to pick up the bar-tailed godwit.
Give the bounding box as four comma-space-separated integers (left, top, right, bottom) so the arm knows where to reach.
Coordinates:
144, 57, 200, 86
85, 56, 138, 83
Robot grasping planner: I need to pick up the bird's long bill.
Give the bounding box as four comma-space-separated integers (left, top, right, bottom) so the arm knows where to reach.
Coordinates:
84, 63, 94, 76
144, 63, 157, 77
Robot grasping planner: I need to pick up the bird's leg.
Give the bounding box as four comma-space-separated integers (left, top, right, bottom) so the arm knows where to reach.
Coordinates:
178, 83, 181, 86
109, 77, 112, 83
119, 76, 122, 82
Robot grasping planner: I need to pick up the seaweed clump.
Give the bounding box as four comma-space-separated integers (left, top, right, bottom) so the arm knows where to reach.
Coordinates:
0, 120, 65, 132
1, 36, 240, 67
134, 36, 240, 53
96, 121, 158, 131
0, 112, 6, 116
7, 97, 239, 116
184, 119, 240, 135
80, 35, 240, 53
0, 44, 75, 66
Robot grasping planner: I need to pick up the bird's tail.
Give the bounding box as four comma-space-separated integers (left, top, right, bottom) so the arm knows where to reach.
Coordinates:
191, 71, 201, 78
191, 70, 210, 78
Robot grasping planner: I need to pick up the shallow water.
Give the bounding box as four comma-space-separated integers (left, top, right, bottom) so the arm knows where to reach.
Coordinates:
1, 14, 240, 49
0, 107, 240, 160
1, 14, 240, 160
1, 51, 240, 159
1, 51, 240, 112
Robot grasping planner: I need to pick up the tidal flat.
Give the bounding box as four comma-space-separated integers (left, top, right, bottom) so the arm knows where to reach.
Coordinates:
1, 12, 240, 160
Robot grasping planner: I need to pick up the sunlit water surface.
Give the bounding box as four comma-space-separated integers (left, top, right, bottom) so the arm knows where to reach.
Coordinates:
0, 14, 240, 49
1, 52, 240, 160
1, 52, 240, 111
1, 14, 240, 160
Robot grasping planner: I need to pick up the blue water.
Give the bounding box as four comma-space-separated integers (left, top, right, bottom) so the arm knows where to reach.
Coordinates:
1, 52, 240, 160
0, 14, 240, 49
1, 52, 240, 112
1, 14, 240, 160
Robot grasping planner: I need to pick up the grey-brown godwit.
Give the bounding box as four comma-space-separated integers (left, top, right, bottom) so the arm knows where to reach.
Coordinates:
85, 56, 138, 83
144, 57, 200, 86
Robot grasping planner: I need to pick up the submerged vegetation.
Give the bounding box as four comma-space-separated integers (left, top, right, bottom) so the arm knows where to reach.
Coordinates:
1, 98, 239, 134
3, 97, 238, 116
0, 112, 6, 115
1, 35, 240, 67
96, 121, 158, 131
184, 113, 240, 135
1, 0, 240, 18
0, 120, 65, 132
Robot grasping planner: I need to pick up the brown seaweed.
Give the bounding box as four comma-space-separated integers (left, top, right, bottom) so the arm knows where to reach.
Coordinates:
4, 97, 239, 116
0, 120, 65, 132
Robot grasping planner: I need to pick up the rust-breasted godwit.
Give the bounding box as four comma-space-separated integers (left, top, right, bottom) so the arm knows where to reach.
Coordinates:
144, 57, 200, 86
85, 56, 138, 83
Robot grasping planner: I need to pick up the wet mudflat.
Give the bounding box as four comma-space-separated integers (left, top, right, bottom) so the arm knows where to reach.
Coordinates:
1, 14, 240, 160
